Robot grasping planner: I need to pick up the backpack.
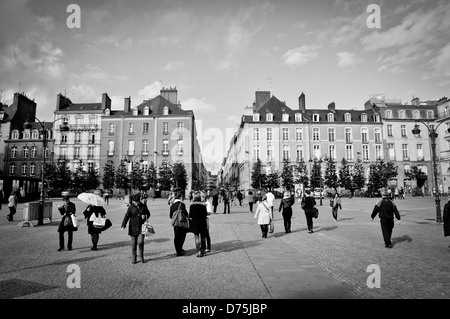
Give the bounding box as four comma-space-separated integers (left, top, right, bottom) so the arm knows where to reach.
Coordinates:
171, 203, 189, 230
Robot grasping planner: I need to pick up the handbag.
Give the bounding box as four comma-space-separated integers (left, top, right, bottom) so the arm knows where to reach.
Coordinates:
269, 220, 274, 233
171, 203, 190, 230
63, 215, 73, 227
312, 207, 319, 219
93, 216, 106, 228
70, 214, 79, 228
141, 216, 155, 238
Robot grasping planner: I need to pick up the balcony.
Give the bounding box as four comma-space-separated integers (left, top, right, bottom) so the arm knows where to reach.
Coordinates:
69, 124, 99, 131
403, 157, 410, 161
177, 150, 183, 156
74, 140, 81, 144
417, 156, 425, 161
142, 151, 149, 156
107, 151, 114, 156
127, 150, 135, 156
162, 150, 169, 156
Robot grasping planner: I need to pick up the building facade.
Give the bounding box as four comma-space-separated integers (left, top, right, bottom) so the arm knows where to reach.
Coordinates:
436, 97, 450, 192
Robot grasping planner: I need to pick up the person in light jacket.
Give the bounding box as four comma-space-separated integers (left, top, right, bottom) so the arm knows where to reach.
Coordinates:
279, 191, 295, 233
7, 191, 18, 222
330, 193, 342, 221
254, 195, 273, 238
83, 190, 107, 251
121, 194, 150, 264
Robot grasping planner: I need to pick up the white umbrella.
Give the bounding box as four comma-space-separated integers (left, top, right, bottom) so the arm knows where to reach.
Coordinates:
77, 192, 105, 206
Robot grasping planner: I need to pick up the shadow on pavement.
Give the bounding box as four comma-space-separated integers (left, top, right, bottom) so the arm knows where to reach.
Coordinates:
391, 235, 412, 247
338, 218, 355, 222
315, 226, 338, 232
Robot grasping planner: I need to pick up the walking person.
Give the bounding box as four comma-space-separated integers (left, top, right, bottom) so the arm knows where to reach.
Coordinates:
266, 190, 275, 216
0, 187, 4, 211
204, 194, 212, 252
57, 195, 77, 251
237, 190, 243, 206
444, 198, 450, 248
83, 190, 107, 251
169, 192, 189, 256
254, 195, 273, 238
246, 190, 255, 213
189, 192, 209, 257
301, 189, 316, 233
212, 192, 219, 214
103, 191, 109, 205
371, 189, 401, 248
6, 191, 18, 221
279, 191, 295, 233
121, 194, 151, 264
222, 189, 230, 214
330, 193, 342, 221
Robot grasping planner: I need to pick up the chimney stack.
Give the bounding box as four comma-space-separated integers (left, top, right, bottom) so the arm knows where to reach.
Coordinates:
124, 96, 131, 113
298, 92, 306, 113
328, 101, 336, 113
101, 93, 111, 110
255, 91, 271, 110
160, 87, 178, 104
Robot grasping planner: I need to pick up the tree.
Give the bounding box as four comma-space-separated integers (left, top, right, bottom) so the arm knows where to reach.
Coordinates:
324, 157, 338, 190
115, 160, 129, 191
265, 162, 280, 191
72, 162, 87, 192
338, 158, 352, 189
173, 162, 188, 192
368, 158, 398, 191
85, 167, 100, 190
296, 160, 309, 187
280, 159, 294, 190
251, 159, 265, 189
158, 161, 173, 191
45, 157, 72, 196
131, 162, 145, 191
352, 157, 366, 190
146, 161, 158, 190
310, 159, 322, 188
102, 161, 115, 191
405, 165, 428, 188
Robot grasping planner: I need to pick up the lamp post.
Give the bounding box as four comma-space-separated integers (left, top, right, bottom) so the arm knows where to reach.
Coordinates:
124, 155, 143, 199
23, 117, 69, 226
411, 121, 450, 223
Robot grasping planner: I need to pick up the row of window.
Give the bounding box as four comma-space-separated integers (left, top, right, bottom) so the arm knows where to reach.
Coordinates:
252, 144, 384, 162
384, 110, 434, 119
9, 146, 49, 159
108, 122, 185, 135
9, 163, 37, 176
60, 132, 97, 144
10, 129, 52, 140
58, 147, 96, 159
107, 139, 184, 156
387, 144, 424, 161
252, 127, 383, 143
252, 113, 382, 123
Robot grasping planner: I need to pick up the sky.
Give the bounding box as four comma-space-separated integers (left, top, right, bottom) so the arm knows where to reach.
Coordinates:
1, 0, 449, 173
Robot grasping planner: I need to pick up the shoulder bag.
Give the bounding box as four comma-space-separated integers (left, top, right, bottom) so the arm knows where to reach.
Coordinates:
142, 216, 155, 238
171, 203, 190, 230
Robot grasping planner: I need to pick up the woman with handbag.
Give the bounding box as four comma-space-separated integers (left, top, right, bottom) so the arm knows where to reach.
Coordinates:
189, 192, 209, 257
301, 190, 316, 233
331, 193, 342, 221
6, 190, 18, 222
169, 192, 189, 257
83, 198, 107, 251
121, 194, 150, 264
279, 191, 295, 233
57, 195, 77, 251
254, 195, 273, 238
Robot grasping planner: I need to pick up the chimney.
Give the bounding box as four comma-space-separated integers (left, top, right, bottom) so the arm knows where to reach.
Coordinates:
255, 91, 270, 110
56, 93, 71, 110
411, 97, 420, 106
124, 96, 131, 113
328, 101, 336, 113
160, 87, 178, 104
101, 93, 111, 110
298, 92, 306, 113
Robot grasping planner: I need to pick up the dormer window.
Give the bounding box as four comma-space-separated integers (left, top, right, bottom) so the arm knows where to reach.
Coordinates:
295, 113, 302, 122
313, 114, 320, 122
385, 110, 392, 119
266, 113, 273, 122
253, 113, 260, 122
327, 113, 334, 122
23, 130, 31, 139
104, 109, 110, 116
427, 110, 434, 119
399, 110, 406, 119
132, 107, 138, 116
11, 130, 19, 139
32, 130, 39, 139
163, 106, 169, 115
374, 113, 380, 122
282, 113, 289, 122
344, 113, 351, 122
143, 106, 149, 116
413, 110, 420, 119
361, 113, 367, 122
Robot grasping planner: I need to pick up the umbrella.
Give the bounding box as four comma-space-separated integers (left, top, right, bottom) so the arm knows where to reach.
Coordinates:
211, 188, 220, 196
77, 192, 105, 206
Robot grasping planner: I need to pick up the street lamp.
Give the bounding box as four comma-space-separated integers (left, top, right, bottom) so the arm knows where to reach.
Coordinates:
124, 154, 143, 199
411, 121, 450, 223
23, 116, 69, 225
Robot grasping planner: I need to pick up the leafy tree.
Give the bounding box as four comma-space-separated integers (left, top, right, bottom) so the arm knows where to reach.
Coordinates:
265, 162, 280, 191
146, 161, 158, 190
131, 162, 145, 191
352, 157, 366, 190
251, 159, 265, 189
280, 159, 294, 190
85, 167, 100, 190
102, 161, 115, 191
45, 157, 72, 196
296, 160, 309, 187
310, 159, 323, 188
72, 162, 87, 192
158, 161, 173, 191
324, 157, 338, 190
338, 158, 352, 189
405, 165, 428, 188
172, 162, 188, 192
115, 160, 129, 191
368, 158, 398, 191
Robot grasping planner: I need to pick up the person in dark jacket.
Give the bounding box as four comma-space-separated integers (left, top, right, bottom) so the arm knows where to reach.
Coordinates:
169, 192, 189, 256
121, 194, 151, 264
371, 189, 401, 248
301, 190, 316, 233
212, 193, 219, 214
279, 191, 295, 233
57, 195, 77, 251
330, 193, 342, 222
189, 191, 209, 257
222, 189, 230, 214
442, 198, 450, 247
83, 191, 107, 251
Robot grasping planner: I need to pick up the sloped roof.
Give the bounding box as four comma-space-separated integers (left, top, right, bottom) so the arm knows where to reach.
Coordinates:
109, 95, 193, 117
59, 103, 102, 111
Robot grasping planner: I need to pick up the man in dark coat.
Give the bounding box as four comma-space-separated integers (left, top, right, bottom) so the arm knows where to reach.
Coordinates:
212, 193, 219, 214
443, 199, 450, 246
121, 194, 150, 264
57, 195, 77, 251
371, 189, 401, 248
169, 192, 189, 256
222, 189, 230, 214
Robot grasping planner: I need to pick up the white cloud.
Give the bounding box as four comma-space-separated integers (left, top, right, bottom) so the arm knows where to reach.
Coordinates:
226, 115, 241, 124
181, 98, 215, 113
282, 45, 320, 68
138, 81, 163, 100
162, 61, 184, 72
424, 44, 450, 80
337, 52, 360, 68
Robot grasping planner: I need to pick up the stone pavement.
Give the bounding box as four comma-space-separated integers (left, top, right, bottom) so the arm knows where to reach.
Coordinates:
0, 195, 449, 300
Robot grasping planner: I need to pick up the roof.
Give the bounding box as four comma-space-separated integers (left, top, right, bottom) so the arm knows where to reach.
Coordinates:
58, 103, 103, 111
